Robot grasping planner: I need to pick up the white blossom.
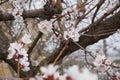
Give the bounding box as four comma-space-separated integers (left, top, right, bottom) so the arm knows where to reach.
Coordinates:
21, 34, 32, 45
9, 41, 23, 50
19, 59, 29, 67
38, 20, 52, 34
64, 27, 80, 42
93, 55, 106, 66
8, 0, 26, 35
105, 59, 112, 65
7, 42, 20, 59
7, 51, 16, 59
93, 54, 112, 72
7, 42, 23, 59
21, 66, 30, 71
40, 64, 58, 76
7, 35, 30, 72
14, 15, 24, 23
12, 1, 23, 9
19, 58, 30, 71
116, 72, 120, 79
95, 64, 107, 72
54, 72, 62, 80
64, 65, 81, 80
19, 48, 28, 55
79, 68, 98, 80
64, 66, 98, 80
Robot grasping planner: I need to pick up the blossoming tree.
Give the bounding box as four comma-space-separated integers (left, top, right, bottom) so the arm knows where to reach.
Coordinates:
0, 0, 120, 80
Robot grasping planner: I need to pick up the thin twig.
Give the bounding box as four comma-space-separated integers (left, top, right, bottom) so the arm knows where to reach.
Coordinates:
53, 44, 68, 65
17, 59, 20, 79
79, 4, 120, 34
72, 41, 95, 58
74, 2, 97, 27
103, 39, 107, 57
90, 0, 107, 40
84, 51, 91, 66
52, 0, 93, 25
72, 41, 95, 68
91, 0, 105, 23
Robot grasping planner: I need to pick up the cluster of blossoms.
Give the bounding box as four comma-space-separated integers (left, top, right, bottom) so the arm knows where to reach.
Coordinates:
8, 0, 28, 35
64, 27, 80, 42
93, 55, 112, 71
93, 55, 120, 79
7, 34, 32, 71
62, 8, 80, 42
38, 20, 80, 42
30, 64, 98, 80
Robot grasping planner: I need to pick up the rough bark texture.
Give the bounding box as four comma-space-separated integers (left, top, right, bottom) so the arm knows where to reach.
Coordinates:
0, 9, 120, 77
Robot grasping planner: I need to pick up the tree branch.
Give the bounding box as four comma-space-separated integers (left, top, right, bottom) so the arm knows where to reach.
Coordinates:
27, 31, 43, 55
0, 7, 120, 78
91, 0, 105, 23
37, 11, 120, 68
0, 8, 54, 21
